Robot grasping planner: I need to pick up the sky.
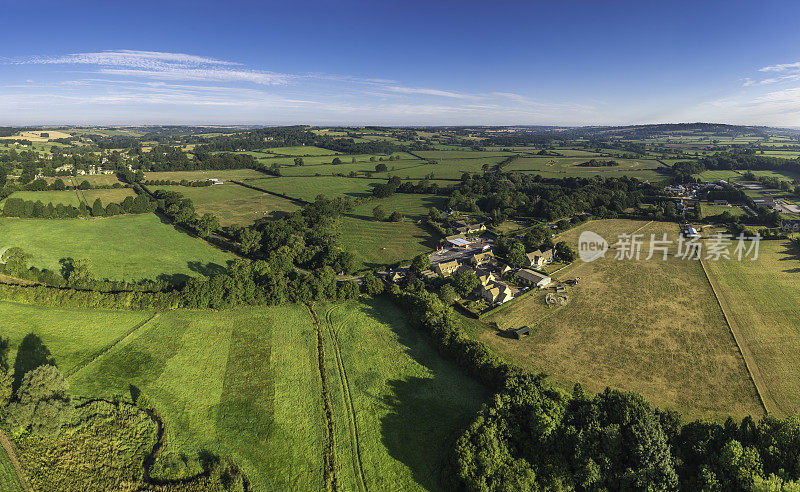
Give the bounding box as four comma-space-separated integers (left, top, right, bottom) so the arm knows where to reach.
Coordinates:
2, 0, 800, 127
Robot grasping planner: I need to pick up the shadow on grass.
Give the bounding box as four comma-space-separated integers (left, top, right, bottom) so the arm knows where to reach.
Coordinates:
13, 333, 56, 393
776, 240, 800, 273
187, 261, 228, 277
359, 297, 486, 491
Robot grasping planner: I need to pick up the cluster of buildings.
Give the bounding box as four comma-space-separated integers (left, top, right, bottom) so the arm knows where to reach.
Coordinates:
53, 163, 114, 176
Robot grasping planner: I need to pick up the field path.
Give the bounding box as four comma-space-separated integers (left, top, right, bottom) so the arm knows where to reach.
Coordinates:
0, 428, 31, 491
700, 259, 772, 415
306, 304, 338, 492
66, 312, 161, 380
324, 306, 368, 492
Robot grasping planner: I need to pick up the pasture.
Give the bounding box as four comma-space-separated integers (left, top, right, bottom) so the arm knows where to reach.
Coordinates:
334, 216, 436, 270
149, 184, 300, 225
0, 214, 235, 282
476, 219, 763, 420
275, 158, 422, 177
6, 188, 135, 207
246, 176, 384, 202
348, 194, 447, 220
144, 168, 267, 182
51, 300, 487, 490
67, 174, 125, 187
504, 156, 665, 180
703, 240, 800, 416
263, 145, 341, 156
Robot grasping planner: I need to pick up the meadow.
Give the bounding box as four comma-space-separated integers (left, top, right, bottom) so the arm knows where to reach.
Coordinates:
263, 145, 341, 155
275, 158, 422, 177
475, 219, 763, 420
334, 217, 436, 270
149, 183, 300, 225
504, 156, 666, 180
700, 202, 747, 218
144, 168, 267, 182
246, 176, 384, 201
348, 194, 447, 220
0, 214, 234, 282
6, 188, 135, 207
703, 239, 800, 416
29, 299, 489, 491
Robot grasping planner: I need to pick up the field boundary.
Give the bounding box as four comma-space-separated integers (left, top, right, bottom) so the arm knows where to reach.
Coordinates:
229, 180, 311, 205
699, 259, 770, 415
66, 312, 161, 380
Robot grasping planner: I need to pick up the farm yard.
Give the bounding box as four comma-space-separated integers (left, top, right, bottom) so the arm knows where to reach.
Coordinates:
0, 214, 234, 282
148, 183, 301, 225
475, 219, 764, 420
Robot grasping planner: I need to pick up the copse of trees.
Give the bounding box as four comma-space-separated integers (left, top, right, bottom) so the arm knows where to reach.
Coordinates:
1, 194, 155, 218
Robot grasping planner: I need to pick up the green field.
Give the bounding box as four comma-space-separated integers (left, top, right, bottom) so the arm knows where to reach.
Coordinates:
703, 240, 800, 416
145, 168, 267, 182
6, 188, 135, 207
44, 300, 488, 490
275, 158, 422, 177
335, 216, 437, 270
150, 183, 300, 225
700, 202, 746, 218
0, 446, 22, 492
263, 145, 341, 155
348, 194, 447, 220
698, 170, 742, 182
247, 176, 384, 201
473, 219, 763, 420
0, 214, 235, 282
505, 156, 666, 180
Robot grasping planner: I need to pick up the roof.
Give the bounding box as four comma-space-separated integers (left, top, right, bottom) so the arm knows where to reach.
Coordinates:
516, 269, 551, 284
448, 238, 473, 247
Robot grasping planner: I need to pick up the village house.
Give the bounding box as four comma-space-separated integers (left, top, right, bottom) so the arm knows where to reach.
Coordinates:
516, 269, 552, 289
526, 249, 554, 269
470, 249, 495, 267
480, 281, 513, 304
475, 269, 497, 287
434, 259, 461, 277
388, 271, 405, 283
207, 178, 224, 185
55, 164, 74, 173
454, 221, 486, 235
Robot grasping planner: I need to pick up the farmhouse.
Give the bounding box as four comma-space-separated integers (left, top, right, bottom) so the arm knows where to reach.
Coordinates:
434, 259, 461, 277
526, 249, 554, 269
480, 281, 513, 304
55, 164, 74, 173
454, 222, 486, 235
470, 249, 495, 266
516, 269, 552, 289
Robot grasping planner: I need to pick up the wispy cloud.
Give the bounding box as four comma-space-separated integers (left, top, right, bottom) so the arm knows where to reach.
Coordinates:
743, 61, 800, 86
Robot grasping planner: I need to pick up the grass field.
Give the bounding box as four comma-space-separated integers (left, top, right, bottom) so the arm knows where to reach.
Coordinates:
0, 214, 234, 282
246, 176, 384, 201
335, 217, 437, 270
474, 219, 763, 420
150, 184, 300, 225
348, 194, 447, 220
703, 240, 800, 416
700, 203, 747, 218
145, 169, 267, 182
55, 300, 487, 490
0, 446, 22, 492
698, 170, 743, 182
66, 174, 125, 187
263, 145, 341, 155
275, 158, 422, 177
320, 298, 487, 490
505, 156, 666, 180
6, 188, 135, 207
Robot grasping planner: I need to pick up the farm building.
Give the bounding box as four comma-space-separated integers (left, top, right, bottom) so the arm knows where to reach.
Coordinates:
207, 178, 224, 185
454, 222, 486, 235
508, 326, 531, 339
526, 249, 554, 269
434, 259, 461, 277
516, 269, 552, 289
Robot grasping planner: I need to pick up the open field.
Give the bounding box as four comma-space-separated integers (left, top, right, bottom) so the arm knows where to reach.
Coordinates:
474, 219, 763, 420
414, 150, 515, 159
275, 158, 422, 177
371, 156, 510, 180
0, 130, 72, 141
263, 145, 341, 155
348, 194, 447, 220
700, 203, 747, 217
320, 299, 487, 491
5, 188, 135, 207
0, 301, 153, 377
247, 176, 384, 201
698, 170, 742, 182
335, 216, 437, 270
150, 184, 300, 225
505, 156, 666, 180
703, 240, 800, 416
54, 300, 487, 490
67, 174, 125, 187
0, 214, 234, 282
145, 168, 267, 182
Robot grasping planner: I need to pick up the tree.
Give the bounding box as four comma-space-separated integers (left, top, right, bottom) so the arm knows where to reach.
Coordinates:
1, 247, 32, 277
507, 242, 528, 268
375, 163, 388, 172
439, 283, 457, 304
372, 205, 387, 221
361, 272, 383, 296
238, 228, 263, 255
410, 253, 431, 273
332, 157, 342, 165
0, 367, 11, 408
388, 211, 403, 222
91, 198, 104, 217
78, 180, 92, 190
51, 178, 66, 191
5, 365, 74, 435
294, 157, 304, 166
555, 241, 577, 263
453, 269, 479, 296
196, 213, 219, 238
67, 258, 95, 286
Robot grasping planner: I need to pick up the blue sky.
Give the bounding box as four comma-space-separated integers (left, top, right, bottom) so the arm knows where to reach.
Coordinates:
2, 0, 800, 126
